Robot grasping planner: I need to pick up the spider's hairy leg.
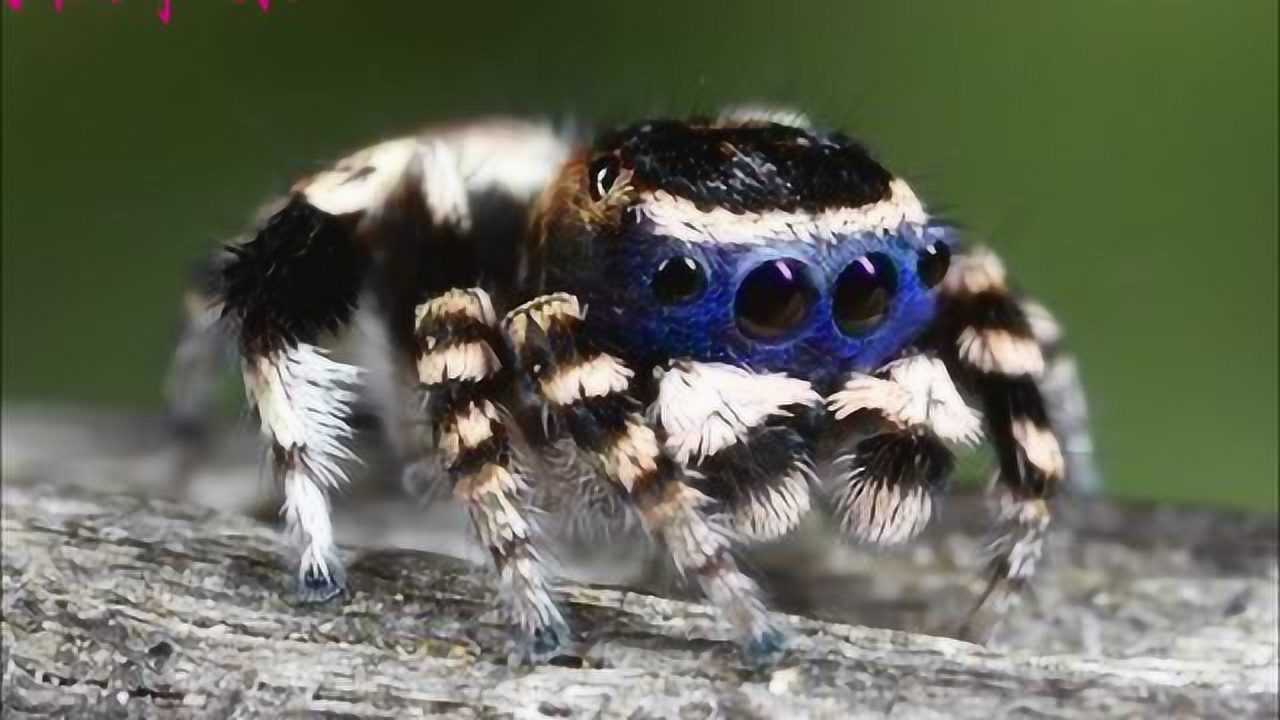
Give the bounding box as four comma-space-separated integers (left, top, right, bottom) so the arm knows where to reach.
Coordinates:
503, 295, 786, 665
824, 354, 983, 545
1019, 297, 1101, 493
202, 120, 571, 601
650, 361, 823, 543
221, 198, 370, 602
932, 246, 1081, 635
413, 288, 569, 664
216, 136, 435, 601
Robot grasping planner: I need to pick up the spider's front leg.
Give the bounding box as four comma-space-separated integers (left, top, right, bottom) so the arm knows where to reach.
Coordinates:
412, 288, 569, 663
934, 247, 1087, 633
503, 295, 795, 664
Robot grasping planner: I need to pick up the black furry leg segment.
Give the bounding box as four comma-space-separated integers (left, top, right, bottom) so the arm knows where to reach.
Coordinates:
503, 295, 785, 665
933, 247, 1068, 638
414, 289, 569, 665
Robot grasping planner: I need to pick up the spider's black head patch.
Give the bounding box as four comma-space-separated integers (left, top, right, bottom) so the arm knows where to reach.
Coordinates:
593, 120, 894, 214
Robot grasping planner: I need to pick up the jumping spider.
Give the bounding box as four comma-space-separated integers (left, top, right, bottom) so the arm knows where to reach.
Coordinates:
168, 108, 1095, 665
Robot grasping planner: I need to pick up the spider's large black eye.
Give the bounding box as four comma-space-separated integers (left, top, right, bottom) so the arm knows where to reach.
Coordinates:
652, 256, 706, 304
834, 253, 896, 336
735, 259, 817, 341
917, 241, 951, 289
588, 155, 620, 201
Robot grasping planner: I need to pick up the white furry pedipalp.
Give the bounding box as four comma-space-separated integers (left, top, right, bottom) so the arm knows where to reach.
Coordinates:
651, 361, 822, 465
733, 464, 814, 542
828, 354, 982, 445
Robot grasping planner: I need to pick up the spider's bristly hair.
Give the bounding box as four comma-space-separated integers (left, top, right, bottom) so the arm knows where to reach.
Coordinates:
415, 288, 568, 662
936, 247, 1065, 494
651, 361, 823, 542
977, 376, 1062, 498
824, 353, 977, 545
930, 246, 1079, 639
504, 297, 786, 664
832, 431, 953, 546
593, 120, 893, 214
695, 424, 817, 542
221, 198, 368, 355
218, 195, 371, 604
504, 294, 657, 495
1020, 299, 1101, 492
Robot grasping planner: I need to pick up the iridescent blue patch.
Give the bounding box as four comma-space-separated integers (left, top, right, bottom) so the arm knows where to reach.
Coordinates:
571, 221, 954, 389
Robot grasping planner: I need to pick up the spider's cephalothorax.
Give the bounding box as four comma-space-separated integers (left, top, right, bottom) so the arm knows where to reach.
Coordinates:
531, 119, 953, 388
168, 110, 1096, 664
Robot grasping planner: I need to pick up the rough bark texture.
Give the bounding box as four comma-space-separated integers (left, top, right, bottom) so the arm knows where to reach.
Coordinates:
2, 407, 1278, 718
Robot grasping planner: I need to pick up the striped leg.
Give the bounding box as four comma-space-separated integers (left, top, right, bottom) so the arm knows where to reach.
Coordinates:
934, 247, 1070, 633
1020, 299, 1101, 494
825, 354, 983, 545
503, 295, 786, 664
414, 289, 568, 663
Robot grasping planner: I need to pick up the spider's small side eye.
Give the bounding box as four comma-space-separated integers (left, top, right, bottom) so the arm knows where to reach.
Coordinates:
917, 241, 951, 289
834, 253, 896, 336
736, 258, 817, 341
588, 155, 621, 201
652, 256, 706, 304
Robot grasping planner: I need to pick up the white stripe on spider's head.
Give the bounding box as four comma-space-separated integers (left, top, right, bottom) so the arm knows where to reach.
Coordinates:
635, 178, 928, 247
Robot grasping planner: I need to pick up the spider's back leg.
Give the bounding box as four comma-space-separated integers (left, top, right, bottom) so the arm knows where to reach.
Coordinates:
165, 246, 236, 491
202, 121, 571, 602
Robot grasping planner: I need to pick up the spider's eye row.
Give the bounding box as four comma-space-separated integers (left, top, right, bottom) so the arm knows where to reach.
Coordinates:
652, 256, 707, 305
917, 241, 951, 289
834, 253, 896, 336
588, 155, 621, 202
735, 258, 817, 342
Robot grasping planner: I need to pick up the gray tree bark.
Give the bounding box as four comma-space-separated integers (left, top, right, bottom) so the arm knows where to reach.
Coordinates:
2, 407, 1277, 718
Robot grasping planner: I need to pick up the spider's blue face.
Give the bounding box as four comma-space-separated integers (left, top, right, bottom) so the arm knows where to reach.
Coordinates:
582, 217, 952, 386
542, 118, 951, 387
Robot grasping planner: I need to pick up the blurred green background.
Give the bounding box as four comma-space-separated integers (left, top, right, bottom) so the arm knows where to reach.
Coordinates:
2, 1, 1275, 509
